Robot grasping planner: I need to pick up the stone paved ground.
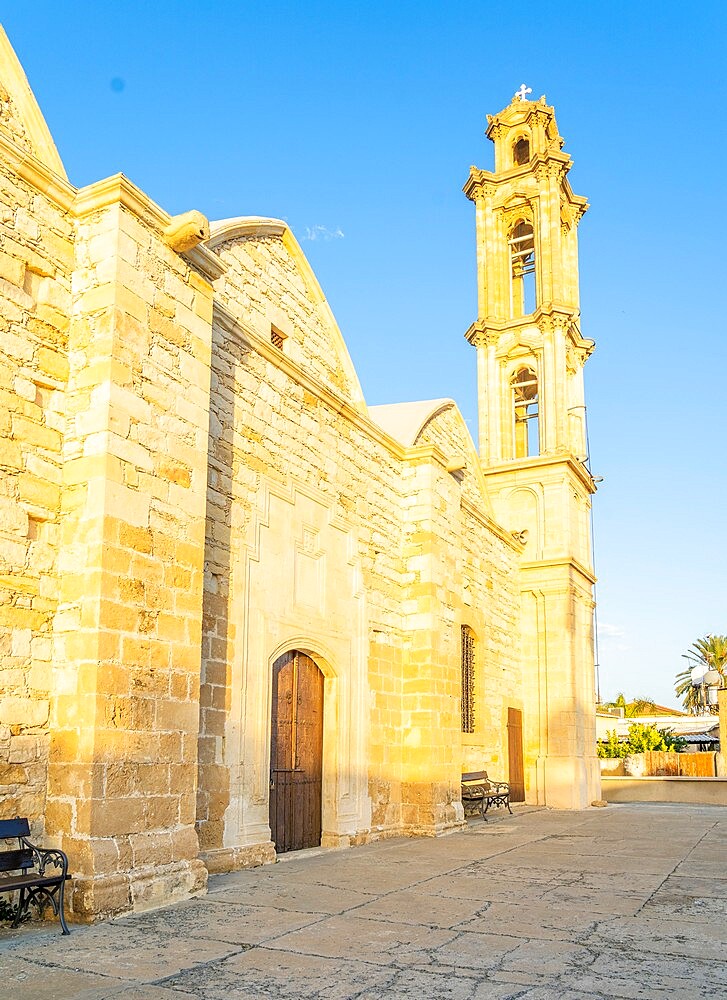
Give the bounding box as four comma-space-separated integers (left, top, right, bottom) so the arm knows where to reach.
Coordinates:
1, 803, 726, 999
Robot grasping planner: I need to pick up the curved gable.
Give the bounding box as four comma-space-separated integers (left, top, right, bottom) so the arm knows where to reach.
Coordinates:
413, 400, 494, 515
370, 398, 494, 515
0, 27, 66, 178
368, 398, 454, 447
208, 217, 364, 408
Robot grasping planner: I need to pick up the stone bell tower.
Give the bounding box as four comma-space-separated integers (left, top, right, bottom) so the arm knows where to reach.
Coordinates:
464, 87, 601, 809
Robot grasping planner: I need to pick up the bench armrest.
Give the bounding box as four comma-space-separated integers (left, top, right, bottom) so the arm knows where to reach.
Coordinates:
21, 838, 69, 879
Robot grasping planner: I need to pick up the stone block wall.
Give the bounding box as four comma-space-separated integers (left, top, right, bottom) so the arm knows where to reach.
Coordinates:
413, 403, 524, 780
198, 294, 411, 857
215, 233, 358, 401
44, 190, 213, 918
197, 232, 526, 855
0, 154, 73, 833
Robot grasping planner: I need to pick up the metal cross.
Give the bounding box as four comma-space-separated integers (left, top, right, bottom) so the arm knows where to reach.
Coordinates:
515, 84, 532, 101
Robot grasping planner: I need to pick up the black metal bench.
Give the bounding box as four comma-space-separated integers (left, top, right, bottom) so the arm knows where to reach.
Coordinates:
461, 770, 512, 821
0, 817, 70, 934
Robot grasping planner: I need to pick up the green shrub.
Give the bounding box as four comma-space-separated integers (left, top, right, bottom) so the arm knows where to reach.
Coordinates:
597, 722, 688, 758
596, 729, 628, 758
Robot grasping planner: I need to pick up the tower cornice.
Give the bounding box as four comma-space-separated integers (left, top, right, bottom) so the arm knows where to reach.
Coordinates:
464, 154, 588, 217
482, 452, 598, 496
466, 306, 594, 357
485, 96, 559, 140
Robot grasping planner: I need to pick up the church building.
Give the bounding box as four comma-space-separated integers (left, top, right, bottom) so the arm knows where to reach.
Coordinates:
0, 27, 600, 920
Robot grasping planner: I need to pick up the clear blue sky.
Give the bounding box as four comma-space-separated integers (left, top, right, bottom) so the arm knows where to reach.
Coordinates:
4, 2, 726, 708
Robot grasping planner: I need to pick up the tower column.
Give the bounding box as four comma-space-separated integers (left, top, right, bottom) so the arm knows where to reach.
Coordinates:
464, 90, 599, 810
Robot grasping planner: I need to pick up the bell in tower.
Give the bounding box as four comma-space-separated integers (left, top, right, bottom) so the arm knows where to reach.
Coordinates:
463, 88, 601, 811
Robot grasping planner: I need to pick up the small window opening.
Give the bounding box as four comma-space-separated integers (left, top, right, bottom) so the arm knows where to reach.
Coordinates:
461, 625, 475, 734
270, 324, 286, 350
513, 137, 530, 166
512, 367, 539, 458
509, 221, 536, 317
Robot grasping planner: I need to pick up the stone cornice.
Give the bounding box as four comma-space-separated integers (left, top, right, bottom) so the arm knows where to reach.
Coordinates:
73, 174, 226, 281
463, 168, 496, 202
0, 139, 228, 286
519, 556, 597, 586
483, 452, 597, 495
207, 217, 287, 249
464, 153, 588, 218
0, 132, 75, 211
465, 319, 500, 347
213, 300, 405, 461
401, 443, 452, 470
485, 96, 555, 137
461, 498, 525, 552
73, 173, 169, 228
183, 245, 227, 282
466, 150, 570, 186
466, 308, 594, 359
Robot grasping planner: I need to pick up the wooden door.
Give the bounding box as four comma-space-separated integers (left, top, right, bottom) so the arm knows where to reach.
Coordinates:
507, 707, 525, 802
269, 651, 324, 853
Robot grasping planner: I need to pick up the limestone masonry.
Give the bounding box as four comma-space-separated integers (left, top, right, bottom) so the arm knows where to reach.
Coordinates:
0, 26, 600, 921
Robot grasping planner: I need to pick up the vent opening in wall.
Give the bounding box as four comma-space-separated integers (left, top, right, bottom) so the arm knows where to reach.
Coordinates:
271, 324, 287, 349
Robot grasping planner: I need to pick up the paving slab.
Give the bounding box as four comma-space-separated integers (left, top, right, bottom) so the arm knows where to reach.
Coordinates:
1, 802, 726, 999
160, 947, 394, 999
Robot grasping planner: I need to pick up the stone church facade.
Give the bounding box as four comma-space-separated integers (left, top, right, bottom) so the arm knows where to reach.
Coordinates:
0, 27, 600, 921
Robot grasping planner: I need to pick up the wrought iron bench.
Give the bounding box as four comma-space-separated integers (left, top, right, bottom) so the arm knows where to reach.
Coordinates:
0, 817, 70, 934
461, 770, 512, 821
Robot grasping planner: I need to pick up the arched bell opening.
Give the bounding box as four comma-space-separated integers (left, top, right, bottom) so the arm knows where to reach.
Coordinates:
513, 136, 530, 166
509, 219, 536, 317
511, 366, 540, 458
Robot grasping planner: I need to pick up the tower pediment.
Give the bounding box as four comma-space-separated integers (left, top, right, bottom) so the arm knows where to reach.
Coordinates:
0, 27, 66, 178
501, 192, 532, 209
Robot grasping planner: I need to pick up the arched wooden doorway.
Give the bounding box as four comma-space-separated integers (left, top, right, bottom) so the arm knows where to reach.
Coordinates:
269, 650, 324, 853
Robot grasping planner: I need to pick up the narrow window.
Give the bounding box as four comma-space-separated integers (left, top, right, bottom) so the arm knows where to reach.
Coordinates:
512, 367, 539, 458
461, 625, 475, 734
513, 137, 530, 166
509, 220, 536, 317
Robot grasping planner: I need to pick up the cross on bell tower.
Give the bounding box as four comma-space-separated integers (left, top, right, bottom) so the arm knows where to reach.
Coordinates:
463, 92, 601, 810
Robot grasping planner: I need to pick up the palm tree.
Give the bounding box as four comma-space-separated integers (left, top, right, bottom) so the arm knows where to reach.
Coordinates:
602, 692, 658, 717
675, 666, 706, 715
676, 635, 727, 715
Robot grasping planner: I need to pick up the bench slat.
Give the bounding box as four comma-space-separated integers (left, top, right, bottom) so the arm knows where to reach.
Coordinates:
461, 771, 488, 783
0, 818, 31, 839
0, 872, 70, 891
0, 848, 34, 873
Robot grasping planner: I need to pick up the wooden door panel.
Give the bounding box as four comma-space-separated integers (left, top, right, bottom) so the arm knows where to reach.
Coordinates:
507, 707, 525, 802
269, 651, 323, 853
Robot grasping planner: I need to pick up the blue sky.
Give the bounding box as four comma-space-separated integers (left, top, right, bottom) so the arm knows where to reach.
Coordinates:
4, 2, 726, 708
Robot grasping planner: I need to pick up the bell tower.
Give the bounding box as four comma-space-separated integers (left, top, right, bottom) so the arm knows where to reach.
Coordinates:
464, 88, 600, 809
